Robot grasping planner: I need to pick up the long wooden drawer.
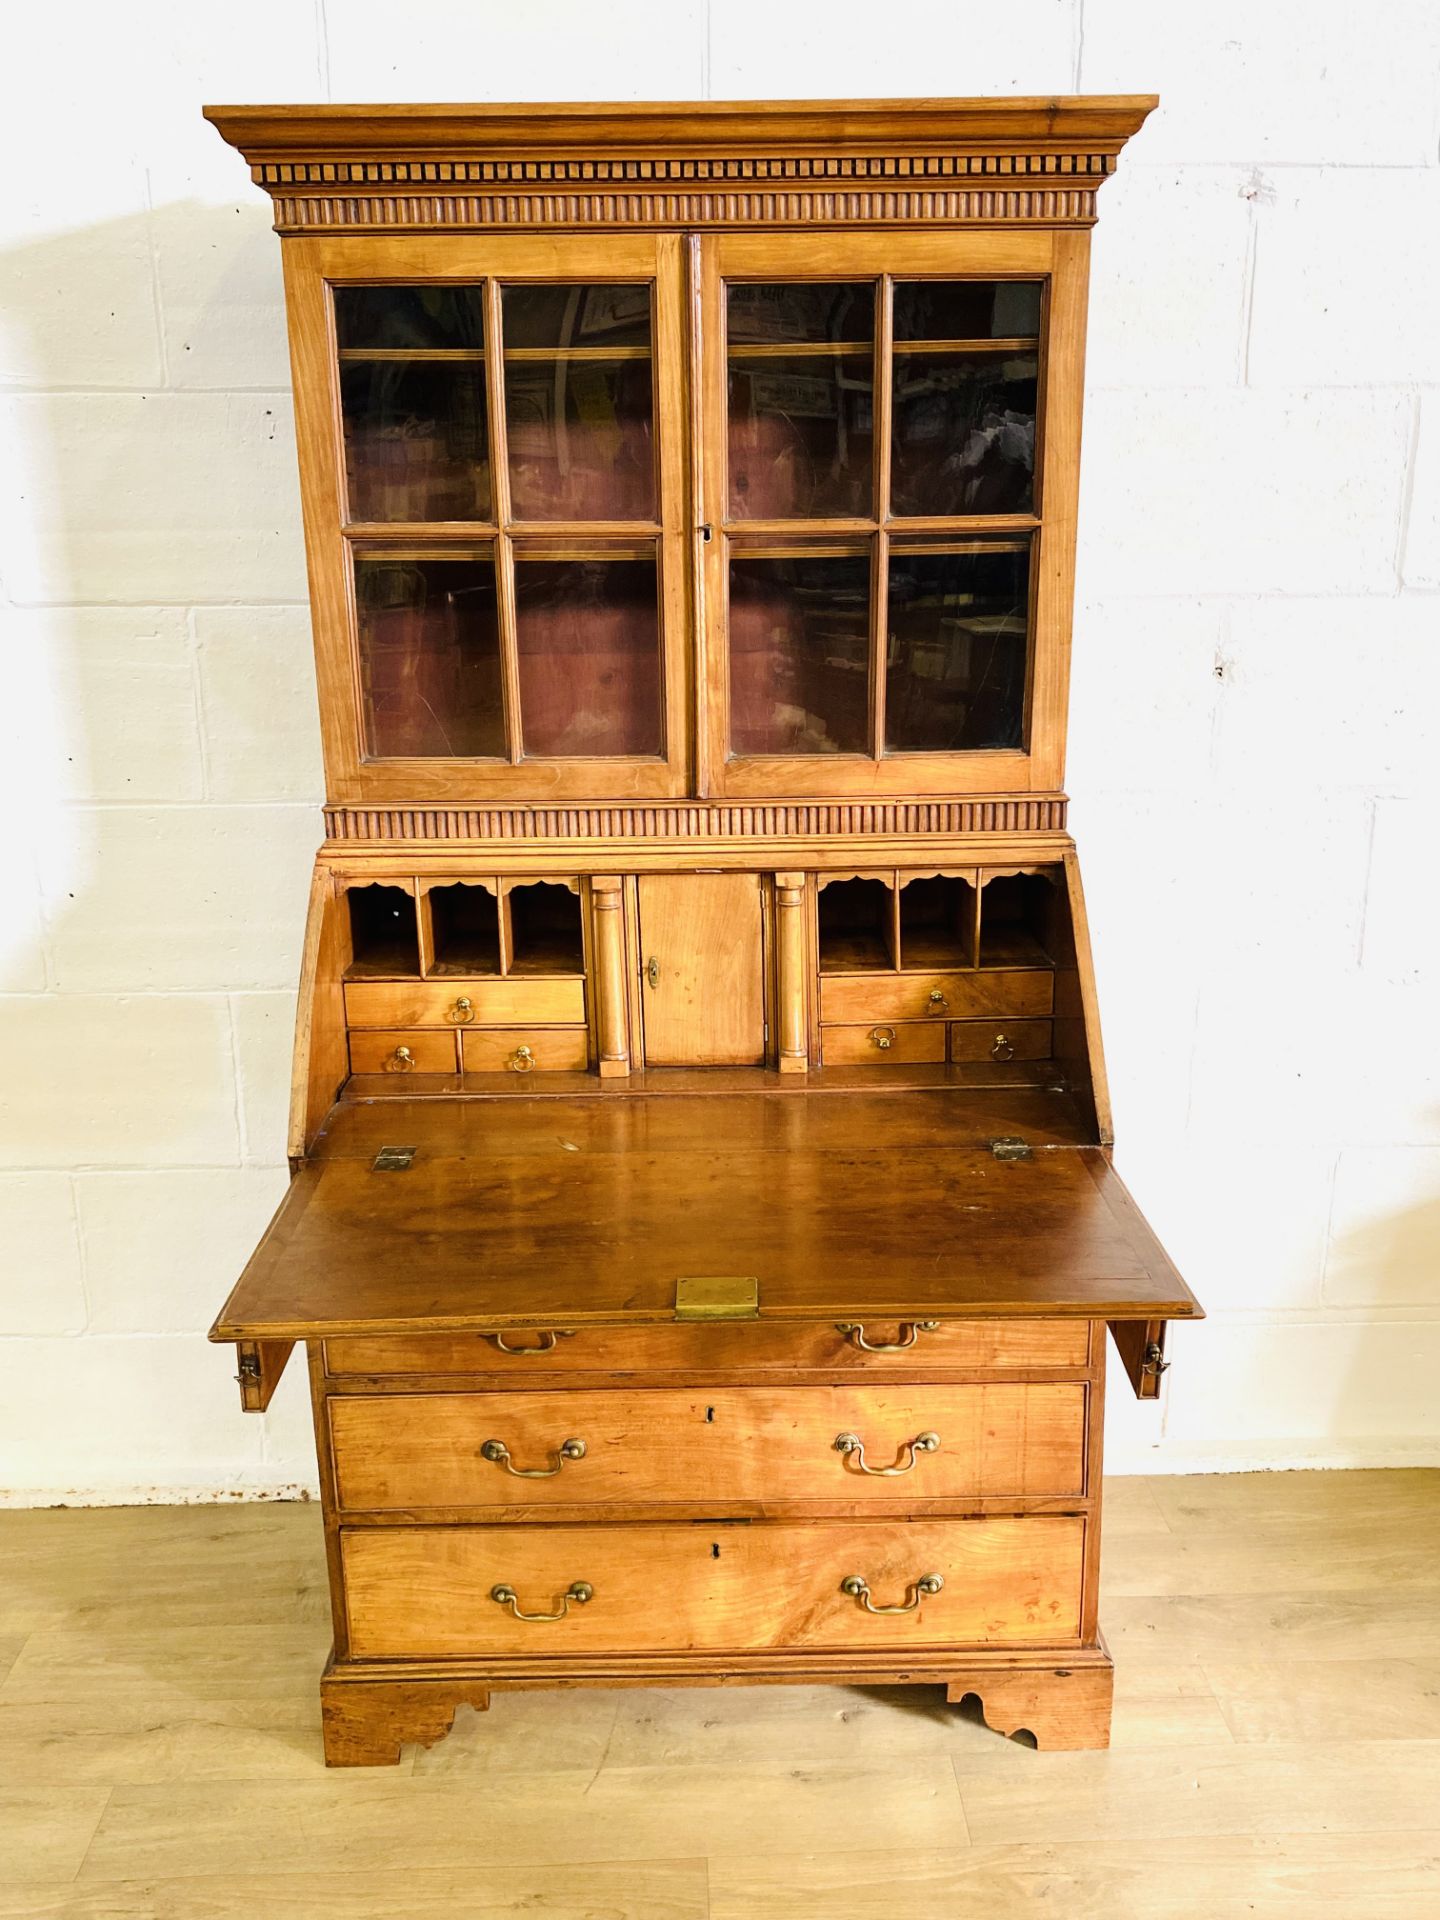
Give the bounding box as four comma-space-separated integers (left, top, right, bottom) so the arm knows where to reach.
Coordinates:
345, 979, 585, 1028
341, 1517, 1086, 1657
324, 1319, 1092, 1379
462, 1027, 589, 1073
820, 970, 1054, 1025
949, 1019, 1054, 1063
348, 1030, 459, 1075
822, 1022, 947, 1066
329, 1383, 1087, 1511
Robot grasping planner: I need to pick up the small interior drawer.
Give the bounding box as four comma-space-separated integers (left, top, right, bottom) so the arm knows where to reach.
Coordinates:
345, 978, 586, 1029
348, 1030, 459, 1075
822, 1022, 947, 1066
342, 1516, 1086, 1658
949, 1019, 1054, 1063
462, 1027, 589, 1074
819, 969, 1054, 1025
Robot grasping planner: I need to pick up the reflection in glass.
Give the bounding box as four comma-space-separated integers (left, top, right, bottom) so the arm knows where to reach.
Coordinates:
341, 363, 489, 522
355, 553, 505, 758
335, 285, 487, 351
335, 285, 491, 524
727, 282, 874, 345
728, 552, 870, 755
885, 545, 1029, 752
728, 357, 872, 519
504, 358, 655, 520
891, 280, 1042, 342
502, 283, 652, 350
891, 352, 1037, 516
514, 558, 662, 757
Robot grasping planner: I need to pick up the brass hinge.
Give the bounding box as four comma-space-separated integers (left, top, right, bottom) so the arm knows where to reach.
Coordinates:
372, 1144, 417, 1171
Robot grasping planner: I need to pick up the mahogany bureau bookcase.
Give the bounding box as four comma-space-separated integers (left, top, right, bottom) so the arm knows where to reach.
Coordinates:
204, 95, 1200, 1766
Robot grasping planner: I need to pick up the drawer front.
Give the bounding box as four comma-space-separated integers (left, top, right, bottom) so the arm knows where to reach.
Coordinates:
949, 1019, 1054, 1064
324, 1319, 1092, 1379
328, 1382, 1087, 1511
345, 979, 585, 1029
822, 1022, 947, 1066
342, 1516, 1086, 1657
462, 1027, 589, 1074
820, 970, 1054, 1025
348, 1030, 459, 1075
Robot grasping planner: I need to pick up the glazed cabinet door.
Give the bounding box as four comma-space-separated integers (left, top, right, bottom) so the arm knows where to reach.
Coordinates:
283, 233, 689, 804
695, 230, 1086, 799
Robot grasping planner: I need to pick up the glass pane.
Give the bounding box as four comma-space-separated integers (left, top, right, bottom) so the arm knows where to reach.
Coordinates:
355, 552, 504, 758
336, 286, 490, 524
729, 552, 870, 755
891, 350, 1038, 516
335, 285, 486, 351
728, 282, 873, 346
885, 544, 1029, 753
504, 358, 655, 520
503, 283, 652, 350
892, 280, 1042, 343
728, 357, 872, 519
341, 363, 489, 522
514, 557, 661, 757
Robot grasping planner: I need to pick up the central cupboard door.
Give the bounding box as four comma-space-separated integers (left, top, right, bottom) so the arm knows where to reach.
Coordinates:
637, 873, 765, 1066
695, 229, 1086, 800
284, 232, 690, 805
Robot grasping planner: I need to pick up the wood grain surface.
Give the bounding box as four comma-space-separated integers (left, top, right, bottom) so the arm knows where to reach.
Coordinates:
340, 1517, 1087, 1657
322, 1318, 1093, 1379
328, 1382, 1087, 1510
212, 1093, 1198, 1339
6, 1473, 1440, 1912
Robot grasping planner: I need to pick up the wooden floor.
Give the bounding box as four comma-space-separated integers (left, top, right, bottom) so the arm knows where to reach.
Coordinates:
2, 1472, 1439, 1917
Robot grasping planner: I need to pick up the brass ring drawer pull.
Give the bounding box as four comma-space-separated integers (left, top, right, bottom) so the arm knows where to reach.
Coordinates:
446, 996, 476, 1025
840, 1572, 944, 1615
834, 1430, 940, 1476
485, 1330, 575, 1355
835, 1320, 940, 1353
868, 1025, 896, 1051
927, 989, 949, 1015
490, 1581, 593, 1622
481, 1437, 586, 1478
386, 1045, 415, 1074
508, 1045, 535, 1073
991, 1032, 1015, 1061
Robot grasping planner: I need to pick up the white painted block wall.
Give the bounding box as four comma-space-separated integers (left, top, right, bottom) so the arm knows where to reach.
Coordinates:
1, 1, 1437, 1499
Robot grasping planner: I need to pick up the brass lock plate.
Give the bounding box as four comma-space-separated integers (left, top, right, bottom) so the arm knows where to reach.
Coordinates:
674, 1275, 760, 1320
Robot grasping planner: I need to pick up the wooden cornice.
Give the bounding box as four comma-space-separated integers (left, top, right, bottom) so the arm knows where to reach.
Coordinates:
204, 95, 1157, 233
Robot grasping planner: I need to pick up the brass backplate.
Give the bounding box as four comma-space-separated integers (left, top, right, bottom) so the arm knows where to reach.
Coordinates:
674, 1275, 760, 1321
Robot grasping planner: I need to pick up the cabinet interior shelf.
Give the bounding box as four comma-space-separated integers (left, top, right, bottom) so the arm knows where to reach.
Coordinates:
338, 344, 651, 363
723, 516, 1039, 538
818, 871, 1064, 976
727, 336, 1038, 358
346, 880, 586, 980
339, 347, 487, 362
